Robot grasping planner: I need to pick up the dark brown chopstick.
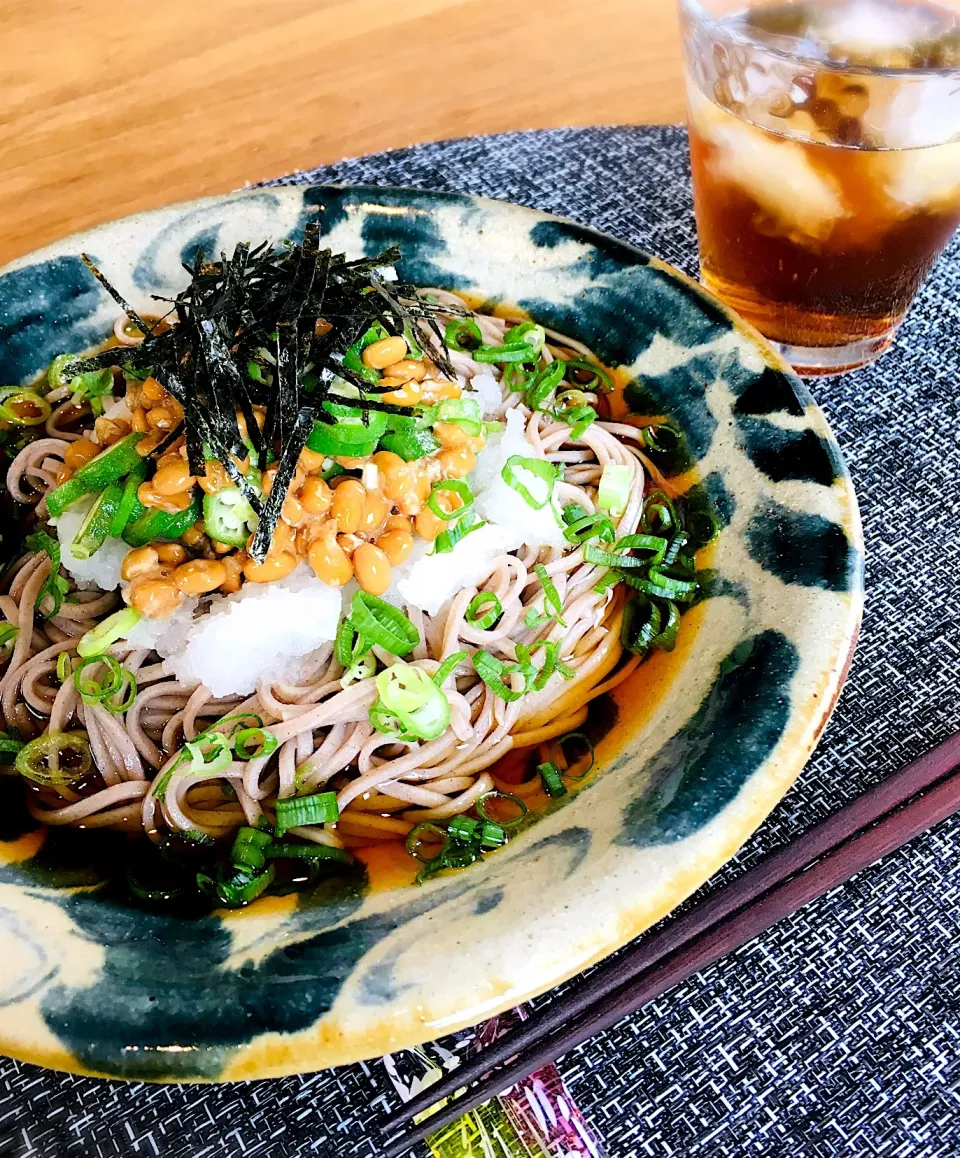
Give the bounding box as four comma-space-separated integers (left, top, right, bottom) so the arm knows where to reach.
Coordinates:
377, 727, 960, 1155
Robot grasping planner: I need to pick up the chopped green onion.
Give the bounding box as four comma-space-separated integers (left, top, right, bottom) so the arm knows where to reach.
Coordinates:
528, 640, 563, 691
563, 513, 616, 545
73, 654, 126, 704
448, 816, 480, 843
620, 595, 663, 655
16, 732, 91, 787
505, 322, 546, 353
334, 617, 368, 667
466, 592, 502, 631
434, 515, 486, 554
563, 358, 615, 393
537, 761, 567, 798
594, 571, 621, 595
501, 456, 558, 510
524, 362, 565, 410
598, 463, 633, 518
623, 568, 698, 602
584, 543, 647, 569
476, 791, 528, 828
426, 479, 474, 522
67, 369, 115, 418
686, 508, 721, 546
48, 353, 78, 390
480, 821, 507, 848
525, 607, 552, 629
433, 651, 468, 687
25, 531, 65, 619
614, 534, 669, 564
264, 841, 352, 864
474, 342, 538, 364
233, 727, 279, 761
472, 650, 532, 702
641, 491, 677, 535
231, 825, 272, 871
198, 864, 274, 908
562, 503, 589, 526
56, 651, 72, 684
534, 563, 565, 624
552, 732, 595, 780
341, 653, 377, 688
374, 662, 451, 741
502, 362, 531, 393
406, 821, 450, 863
642, 424, 682, 453
348, 591, 419, 657
0, 387, 52, 427
444, 318, 483, 352
275, 791, 339, 836
561, 405, 597, 441
182, 731, 233, 776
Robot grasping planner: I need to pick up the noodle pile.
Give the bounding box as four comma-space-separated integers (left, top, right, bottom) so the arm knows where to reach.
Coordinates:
1, 295, 660, 857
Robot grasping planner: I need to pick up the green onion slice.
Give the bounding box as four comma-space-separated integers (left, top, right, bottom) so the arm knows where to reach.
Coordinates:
563, 358, 615, 393
466, 592, 502, 631
434, 515, 486, 555
56, 651, 72, 684
642, 424, 682, 453
406, 821, 450, 863
76, 607, 141, 658
433, 651, 468, 687
641, 491, 677, 535
264, 841, 351, 864
447, 815, 480, 843
472, 650, 533, 702
594, 571, 621, 595
444, 318, 483, 352
0, 732, 25, 757
597, 463, 633, 518
505, 322, 546, 353
16, 732, 91, 787
341, 653, 376, 688
231, 825, 272, 871
552, 732, 595, 780
233, 727, 279, 761
73, 654, 125, 704
480, 820, 507, 848
375, 662, 451, 741
538, 761, 567, 798
181, 731, 233, 776
348, 592, 419, 657
534, 563, 565, 623
275, 791, 339, 836
477, 791, 527, 828
474, 342, 537, 364
426, 479, 474, 522
615, 533, 669, 564
501, 456, 557, 511
0, 387, 52, 427
524, 362, 565, 411
583, 543, 648, 569
564, 513, 617, 545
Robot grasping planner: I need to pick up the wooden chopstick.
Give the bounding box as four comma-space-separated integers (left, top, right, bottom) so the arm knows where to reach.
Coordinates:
377, 728, 960, 1155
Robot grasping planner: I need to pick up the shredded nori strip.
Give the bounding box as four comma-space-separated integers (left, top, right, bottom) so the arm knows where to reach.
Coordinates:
67, 227, 467, 560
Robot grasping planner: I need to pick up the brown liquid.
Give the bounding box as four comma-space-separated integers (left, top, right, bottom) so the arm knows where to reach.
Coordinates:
685, 0, 960, 362
689, 115, 960, 349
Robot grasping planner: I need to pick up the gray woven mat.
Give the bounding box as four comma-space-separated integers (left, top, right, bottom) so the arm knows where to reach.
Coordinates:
2, 125, 959, 1158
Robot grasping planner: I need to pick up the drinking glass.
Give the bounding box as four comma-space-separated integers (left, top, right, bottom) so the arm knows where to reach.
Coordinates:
678, 0, 960, 375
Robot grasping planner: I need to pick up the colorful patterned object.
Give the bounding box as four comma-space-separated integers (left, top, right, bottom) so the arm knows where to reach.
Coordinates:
384, 1008, 604, 1158
0, 186, 863, 1082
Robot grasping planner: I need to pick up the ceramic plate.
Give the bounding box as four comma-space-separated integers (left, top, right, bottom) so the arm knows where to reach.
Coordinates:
0, 186, 863, 1081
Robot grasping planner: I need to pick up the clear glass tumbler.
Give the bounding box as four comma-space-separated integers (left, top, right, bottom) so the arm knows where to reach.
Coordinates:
678, 0, 960, 375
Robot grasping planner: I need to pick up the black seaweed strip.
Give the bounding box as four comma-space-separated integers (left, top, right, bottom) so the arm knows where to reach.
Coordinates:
80, 254, 151, 338
249, 407, 313, 561
149, 422, 185, 459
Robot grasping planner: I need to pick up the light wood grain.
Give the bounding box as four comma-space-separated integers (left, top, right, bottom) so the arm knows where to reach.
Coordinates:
0, 0, 684, 266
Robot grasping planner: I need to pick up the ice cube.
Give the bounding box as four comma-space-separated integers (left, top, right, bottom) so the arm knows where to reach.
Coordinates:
876, 139, 960, 211
689, 86, 849, 243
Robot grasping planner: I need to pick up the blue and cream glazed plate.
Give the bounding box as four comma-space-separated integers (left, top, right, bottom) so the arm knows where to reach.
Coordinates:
0, 186, 862, 1081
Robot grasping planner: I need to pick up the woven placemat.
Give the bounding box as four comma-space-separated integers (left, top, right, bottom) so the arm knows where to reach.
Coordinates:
2, 125, 959, 1158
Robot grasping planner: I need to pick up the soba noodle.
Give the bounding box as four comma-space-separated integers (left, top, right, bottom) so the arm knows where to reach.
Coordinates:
0, 288, 674, 886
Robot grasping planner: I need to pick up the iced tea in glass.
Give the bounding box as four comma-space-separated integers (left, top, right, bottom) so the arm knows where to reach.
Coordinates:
680, 0, 960, 375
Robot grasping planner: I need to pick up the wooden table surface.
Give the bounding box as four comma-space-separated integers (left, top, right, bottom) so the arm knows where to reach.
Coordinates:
1, 0, 684, 267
